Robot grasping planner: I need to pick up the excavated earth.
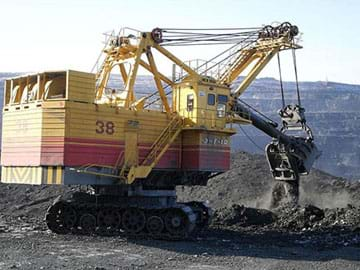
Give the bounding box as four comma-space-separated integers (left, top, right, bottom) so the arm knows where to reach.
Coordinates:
0, 152, 359, 269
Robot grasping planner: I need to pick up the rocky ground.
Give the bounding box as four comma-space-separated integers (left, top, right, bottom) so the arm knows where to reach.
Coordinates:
0, 152, 360, 269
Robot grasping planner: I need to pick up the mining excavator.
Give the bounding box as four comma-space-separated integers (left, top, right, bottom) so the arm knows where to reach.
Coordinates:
1, 22, 320, 239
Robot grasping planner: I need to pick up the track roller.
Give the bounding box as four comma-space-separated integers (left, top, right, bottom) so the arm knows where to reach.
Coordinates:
45, 199, 77, 234
122, 208, 146, 233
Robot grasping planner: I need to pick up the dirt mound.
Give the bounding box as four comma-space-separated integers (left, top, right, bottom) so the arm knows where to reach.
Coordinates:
0, 184, 72, 222
178, 151, 360, 210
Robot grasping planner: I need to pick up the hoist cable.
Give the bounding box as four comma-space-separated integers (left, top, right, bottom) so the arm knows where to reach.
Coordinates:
292, 48, 301, 106
277, 52, 286, 108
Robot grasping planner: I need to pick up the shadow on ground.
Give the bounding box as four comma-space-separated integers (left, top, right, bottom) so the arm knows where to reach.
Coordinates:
129, 227, 360, 262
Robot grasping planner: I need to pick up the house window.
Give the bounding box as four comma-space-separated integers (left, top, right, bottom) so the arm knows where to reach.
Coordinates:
208, 94, 215, 105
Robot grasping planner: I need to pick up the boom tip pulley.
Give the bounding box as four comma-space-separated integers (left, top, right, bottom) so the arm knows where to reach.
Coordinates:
259, 22, 299, 39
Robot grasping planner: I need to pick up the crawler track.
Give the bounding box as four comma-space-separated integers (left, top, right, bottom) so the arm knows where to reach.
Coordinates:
45, 193, 211, 240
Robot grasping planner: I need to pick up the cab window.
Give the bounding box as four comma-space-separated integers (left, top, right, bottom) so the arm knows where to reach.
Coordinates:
217, 103, 226, 117
207, 94, 215, 105
218, 94, 228, 104
187, 94, 194, 111
217, 94, 228, 118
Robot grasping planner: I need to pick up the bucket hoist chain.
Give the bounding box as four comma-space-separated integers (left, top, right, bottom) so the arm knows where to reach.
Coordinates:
276, 46, 313, 140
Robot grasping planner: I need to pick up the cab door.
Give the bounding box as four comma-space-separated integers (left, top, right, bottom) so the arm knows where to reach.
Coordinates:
216, 94, 228, 128
206, 92, 216, 128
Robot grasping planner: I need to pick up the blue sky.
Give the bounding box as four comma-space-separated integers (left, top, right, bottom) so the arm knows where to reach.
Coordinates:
1, 0, 359, 84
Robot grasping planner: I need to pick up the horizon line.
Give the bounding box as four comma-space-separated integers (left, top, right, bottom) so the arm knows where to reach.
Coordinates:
0, 71, 359, 87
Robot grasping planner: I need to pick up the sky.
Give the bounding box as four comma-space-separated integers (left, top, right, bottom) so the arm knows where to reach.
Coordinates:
0, 0, 359, 84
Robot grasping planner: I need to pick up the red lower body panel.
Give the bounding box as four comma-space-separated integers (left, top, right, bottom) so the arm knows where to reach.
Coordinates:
181, 145, 230, 171
1, 137, 181, 169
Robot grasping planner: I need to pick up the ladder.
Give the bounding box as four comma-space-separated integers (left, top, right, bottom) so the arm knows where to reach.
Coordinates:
122, 115, 183, 183
91, 31, 116, 83
95, 53, 111, 82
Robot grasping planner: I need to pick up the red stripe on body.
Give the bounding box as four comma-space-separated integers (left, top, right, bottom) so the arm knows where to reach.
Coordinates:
65, 137, 124, 146
63, 144, 180, 168
182, 144, 230, 171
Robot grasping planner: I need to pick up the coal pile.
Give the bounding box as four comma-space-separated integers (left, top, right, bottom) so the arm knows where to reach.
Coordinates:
0, 184, 72, 223
212, 203, 360, 232
273, 204, 325, 230
275, 204, 360, 231
321, 205, 360, 228
210, 203, 360, 247
212, 204, 275, 226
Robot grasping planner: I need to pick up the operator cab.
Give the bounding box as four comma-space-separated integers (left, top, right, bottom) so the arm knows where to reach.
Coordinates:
173, 75, 230, 129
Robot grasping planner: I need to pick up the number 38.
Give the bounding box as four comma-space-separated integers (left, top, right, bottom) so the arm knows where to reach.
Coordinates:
96, 120, 115, 135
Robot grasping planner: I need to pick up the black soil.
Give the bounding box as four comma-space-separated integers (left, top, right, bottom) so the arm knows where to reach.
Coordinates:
1, 151, 360, 269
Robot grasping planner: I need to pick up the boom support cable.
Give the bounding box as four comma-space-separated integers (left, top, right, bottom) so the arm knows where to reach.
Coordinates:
144, 31, 260, 108
159, 28, 262, 46
128, 23, 299, 110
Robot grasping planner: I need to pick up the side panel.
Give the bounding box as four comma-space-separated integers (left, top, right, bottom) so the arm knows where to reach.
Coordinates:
63, 102, 181, 169
67, 70, 95, 103
1, 106, 43, 165
1, 101, 66, 166
41, 101, 66, 165
1, 101, 182, 170
182, 130, 231, 171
